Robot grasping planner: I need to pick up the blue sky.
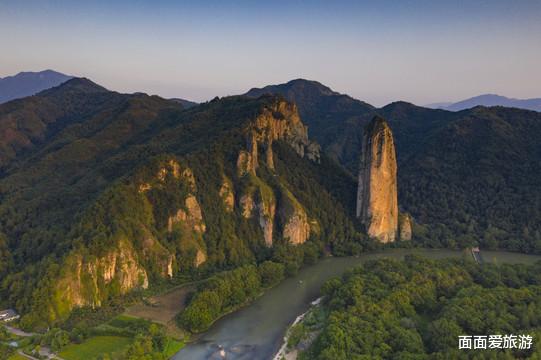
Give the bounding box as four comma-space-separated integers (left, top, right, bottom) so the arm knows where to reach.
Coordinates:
1, 0, 540, 106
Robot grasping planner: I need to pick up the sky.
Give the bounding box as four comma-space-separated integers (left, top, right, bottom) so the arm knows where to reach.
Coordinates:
1, 0, 540, 107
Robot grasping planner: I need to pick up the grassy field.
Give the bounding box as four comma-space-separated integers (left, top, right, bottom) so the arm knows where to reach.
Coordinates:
124, 284, 194, 337
59, 336, 132, 360
163, 338, 185, 357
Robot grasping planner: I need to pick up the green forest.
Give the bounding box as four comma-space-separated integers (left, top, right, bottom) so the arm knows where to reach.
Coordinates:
301, 256, 541, 359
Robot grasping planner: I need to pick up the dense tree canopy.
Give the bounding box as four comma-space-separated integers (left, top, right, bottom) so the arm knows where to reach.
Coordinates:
303, 256, 541, 359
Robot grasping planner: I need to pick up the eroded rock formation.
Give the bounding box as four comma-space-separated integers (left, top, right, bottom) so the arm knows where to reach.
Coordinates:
236, 100, 320, 176
55, 238, 149, 315
356, 116, 398, 243
399, 213, 412, 241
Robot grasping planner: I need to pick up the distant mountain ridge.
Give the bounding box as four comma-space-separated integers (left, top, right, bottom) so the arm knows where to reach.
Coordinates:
427, 94, 541, 112
0, 70, 73, 104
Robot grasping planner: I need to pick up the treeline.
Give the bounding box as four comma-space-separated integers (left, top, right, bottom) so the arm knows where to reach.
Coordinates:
302, 256, 541, 359
179, 261, 285, 333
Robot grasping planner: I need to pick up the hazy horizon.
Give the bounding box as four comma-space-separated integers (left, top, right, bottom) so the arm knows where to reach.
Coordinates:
1, 0, 540, 107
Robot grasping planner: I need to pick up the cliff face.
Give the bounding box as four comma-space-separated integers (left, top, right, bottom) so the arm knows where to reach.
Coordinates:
356, 116, 398, 242
279, 187, 311, 245
237, 101, 320, 176
236, 100, 316, 247
16, 95, 336, 328
52, 238, 149, 319
46, 158, 210, 320
399, 213, 412, 241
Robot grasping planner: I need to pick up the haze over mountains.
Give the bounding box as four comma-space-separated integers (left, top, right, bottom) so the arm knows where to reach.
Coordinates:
0, 70, 73, 104
427, 94, 541, 112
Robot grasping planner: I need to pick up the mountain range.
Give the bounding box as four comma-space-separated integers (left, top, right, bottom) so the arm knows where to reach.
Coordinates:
426, 94, 541, 112
0, 76, 540, 330
0, 70, 73, 104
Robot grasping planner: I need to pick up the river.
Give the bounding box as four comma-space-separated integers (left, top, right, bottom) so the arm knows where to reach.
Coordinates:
174, 248, 541, 360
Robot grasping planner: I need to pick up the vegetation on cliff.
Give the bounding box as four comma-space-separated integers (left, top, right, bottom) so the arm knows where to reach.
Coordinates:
247, 79, 541, 253
0, 79, 363, 328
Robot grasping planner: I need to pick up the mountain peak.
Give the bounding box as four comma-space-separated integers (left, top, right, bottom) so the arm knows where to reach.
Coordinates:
0, 69, 73, 103
245, 78, 339, 99
427, 93, 541, 112
41, 77, 109, 95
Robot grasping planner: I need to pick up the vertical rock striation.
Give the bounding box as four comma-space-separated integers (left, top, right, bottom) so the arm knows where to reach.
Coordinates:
399, 213, 412, 241
356, 116, 398, 242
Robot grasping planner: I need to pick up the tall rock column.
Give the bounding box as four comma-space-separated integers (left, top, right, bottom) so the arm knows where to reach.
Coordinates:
356, 116, 398, 242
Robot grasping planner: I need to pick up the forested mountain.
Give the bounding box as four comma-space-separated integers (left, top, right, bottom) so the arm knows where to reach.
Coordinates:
245, 79, 375, 170
0, 78, 362, 329
1, 76, 540, 331
245, 80, 541, 253
0, 70, 72, 104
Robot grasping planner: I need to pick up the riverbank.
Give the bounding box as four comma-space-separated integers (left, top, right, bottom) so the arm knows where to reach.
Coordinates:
273, 297, 322, 360
176, 248, 541, 359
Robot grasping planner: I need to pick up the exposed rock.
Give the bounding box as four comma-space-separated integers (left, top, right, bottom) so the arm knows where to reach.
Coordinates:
195, 249, 206, 267
237, 150, 255, 177
258, 200, 276, 247
142, 159, 196, 192
138, 183, 151, 193
356, 116, 398, 243
141, 234, 174, 278
169, 159, 180, 178
240, 181, 276, 246
182, 168, 197, 192
399, 213, 412, 241
167, 195, 206, 233
219, 177, 235, 212
167, 194, 207, 268
240, 193, 255, 218
279, 188, 310, 245
283, 210, 310, 245
236, 100, 320, 176
55, 238, 149, 316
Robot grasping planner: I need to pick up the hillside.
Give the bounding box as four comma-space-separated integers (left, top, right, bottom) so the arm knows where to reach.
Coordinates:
244, 80, 541, 253
245, 79, 375, 170
0, 79, 361, 329
0, 70, 72, 104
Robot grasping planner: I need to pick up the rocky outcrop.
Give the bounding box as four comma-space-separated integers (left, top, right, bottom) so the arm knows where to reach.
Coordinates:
141, 234, 174, 278
279, 188, 311, 245
258, 200, 276, 247
219, 177, 235, 212
167, 195, 207, 267
54, 238, 149, 316
240, 179, 276, 246
240, 193, 255, 218
356, 116, 398, 243
139, 159, 196, 193
236, 100, 320, 176
167, 195, 206, 233
399, 213, 412, 241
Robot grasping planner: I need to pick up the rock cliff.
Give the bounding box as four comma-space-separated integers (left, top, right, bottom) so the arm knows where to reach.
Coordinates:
279, 187, 311, 245
236, 100, 317, 246
399, 213, 412, 241
237, 100, 320, 176
356, 116, 398, 242
53, 238, 149, 318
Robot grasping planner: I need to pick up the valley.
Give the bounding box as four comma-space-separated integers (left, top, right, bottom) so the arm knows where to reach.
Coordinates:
0, 76, 539, 360
176, 248, 541, 359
